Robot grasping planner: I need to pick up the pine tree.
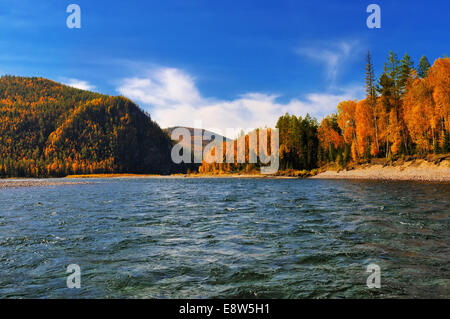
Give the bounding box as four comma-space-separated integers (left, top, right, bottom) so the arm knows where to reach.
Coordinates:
399, 53, 414, 94
444, 132, 450, 153
365, 51, 380, 154
365, 51, 377, 100
418, 56, 431, 78
386, 51, 401, 100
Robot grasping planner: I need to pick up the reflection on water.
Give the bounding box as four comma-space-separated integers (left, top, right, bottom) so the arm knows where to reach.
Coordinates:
0, 178, 448, 298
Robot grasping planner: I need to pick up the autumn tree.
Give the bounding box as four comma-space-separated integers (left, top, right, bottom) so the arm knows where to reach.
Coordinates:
337, 100, 358, 160
318, 114, 343, 164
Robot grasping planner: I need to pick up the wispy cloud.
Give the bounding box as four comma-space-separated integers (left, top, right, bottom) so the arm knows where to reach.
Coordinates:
63, 78, 96, 91
296, 39, 362, 81
117, 67, 364, 138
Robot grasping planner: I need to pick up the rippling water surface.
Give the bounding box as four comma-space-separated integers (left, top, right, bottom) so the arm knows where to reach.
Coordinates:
0, 178, 448, 298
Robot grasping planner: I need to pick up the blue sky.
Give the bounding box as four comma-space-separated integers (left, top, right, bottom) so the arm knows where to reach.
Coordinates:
0, 0, 448, 134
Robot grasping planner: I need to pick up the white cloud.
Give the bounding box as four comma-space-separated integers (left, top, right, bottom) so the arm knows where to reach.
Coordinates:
63, 78, 96, 91
117, 67, 364, 138
118, 68, 201, 106
297, 40, 362, 81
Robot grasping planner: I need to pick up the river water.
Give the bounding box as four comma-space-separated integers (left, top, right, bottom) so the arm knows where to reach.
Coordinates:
0, 178, 448, 298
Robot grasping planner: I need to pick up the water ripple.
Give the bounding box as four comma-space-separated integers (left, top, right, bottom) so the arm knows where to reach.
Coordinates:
0, 178, 448, 298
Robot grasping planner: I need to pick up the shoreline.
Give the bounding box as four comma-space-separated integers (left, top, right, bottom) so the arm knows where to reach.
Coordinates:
0, 180, 91, 189
0, 174, 297, 189
1, 158, 449, 189
312, 159, 450, 182
66, 158, 450, 182
65, 173, 298, 179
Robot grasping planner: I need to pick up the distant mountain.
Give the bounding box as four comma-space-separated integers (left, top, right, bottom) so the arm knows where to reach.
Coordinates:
0, 76, 183, 177
165, 126, 231, 151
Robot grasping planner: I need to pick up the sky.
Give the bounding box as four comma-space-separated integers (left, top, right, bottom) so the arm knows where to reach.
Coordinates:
0, 0, 449, 137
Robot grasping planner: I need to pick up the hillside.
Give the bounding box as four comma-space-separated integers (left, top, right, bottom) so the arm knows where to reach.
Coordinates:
165, 127, 231, 149
0, 76, 181, 177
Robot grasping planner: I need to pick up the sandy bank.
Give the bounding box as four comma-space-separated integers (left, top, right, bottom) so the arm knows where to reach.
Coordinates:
312, 159, 450, 182
66, 173, 297, 179
187, 174, 296, 179
0, 180, 90, 189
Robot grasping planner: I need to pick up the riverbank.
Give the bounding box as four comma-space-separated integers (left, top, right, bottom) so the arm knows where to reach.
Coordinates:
312, 157, 450, 182
4, 156, 450, 184
66, 173, 298, 179
0, 179, 90, 189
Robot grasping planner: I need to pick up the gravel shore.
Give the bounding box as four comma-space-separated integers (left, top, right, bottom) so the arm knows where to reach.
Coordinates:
312, 159, 450, 182
0, 180, 90, 189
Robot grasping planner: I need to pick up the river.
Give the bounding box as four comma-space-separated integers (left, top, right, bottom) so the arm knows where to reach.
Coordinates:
0, 178, 448, 298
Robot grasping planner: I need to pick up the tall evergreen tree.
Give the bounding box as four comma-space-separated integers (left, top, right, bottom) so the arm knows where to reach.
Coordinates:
418, 56, 431, 78
399, 53, 414, 94
365, 51, 380, 154
386, 51, 401, 100
365, 51, 377, 100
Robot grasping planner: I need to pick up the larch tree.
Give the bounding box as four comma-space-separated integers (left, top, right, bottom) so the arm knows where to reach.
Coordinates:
355, 99, 375, 157
426, 58, 450, 152
318, 115, 343, 163
403, 72, 435, 153
337, 100, 358, 160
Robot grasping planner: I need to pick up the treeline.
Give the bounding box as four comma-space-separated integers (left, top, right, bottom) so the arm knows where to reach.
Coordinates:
198, 128, 276, 174
0, 76, 181, 177
276, 114, 319, 170
318, 53, 449, 166
196, 115, 319, 174
197, 53, 449, 173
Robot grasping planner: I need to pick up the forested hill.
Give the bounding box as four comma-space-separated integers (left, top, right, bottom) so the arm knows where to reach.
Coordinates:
0, 76, 180, 177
